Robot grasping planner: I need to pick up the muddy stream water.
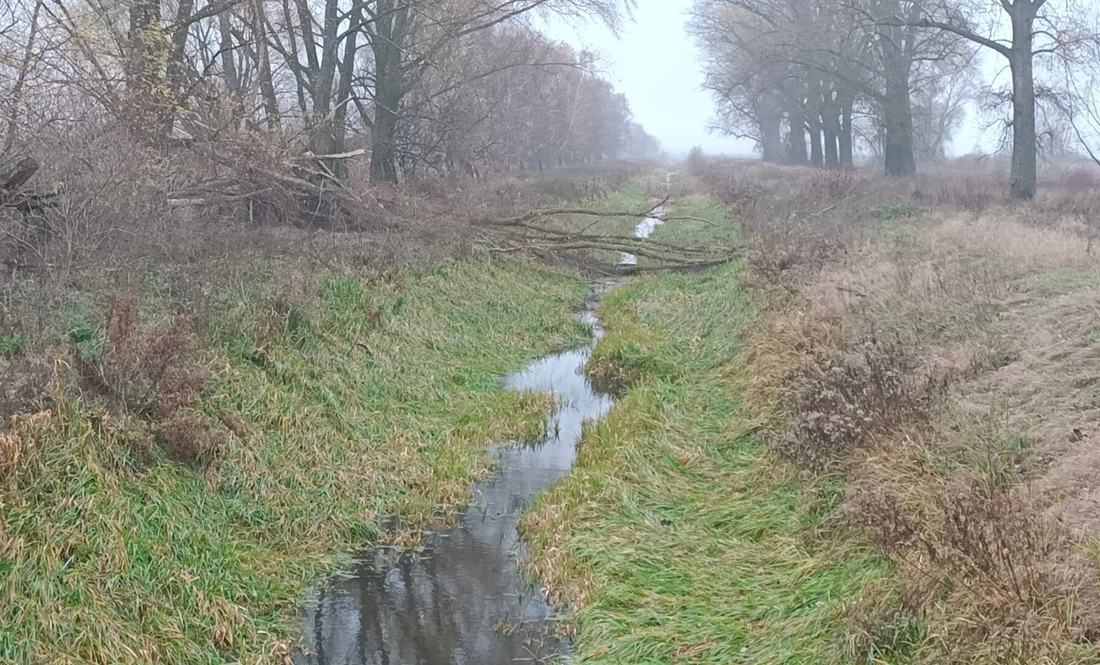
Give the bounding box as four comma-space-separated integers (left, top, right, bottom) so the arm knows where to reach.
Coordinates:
295, 206, 666, 665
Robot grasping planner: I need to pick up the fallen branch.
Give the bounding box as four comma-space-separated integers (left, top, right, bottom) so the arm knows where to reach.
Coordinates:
814, 184, 894, 216
613, 255, 738, 275
661, 214, 719, 228
310, 149, 367, 160
482, 196, 669, 227
474, 196, 738, 271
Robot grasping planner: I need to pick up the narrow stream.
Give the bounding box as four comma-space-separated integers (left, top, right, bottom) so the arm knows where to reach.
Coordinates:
295, 283, 617, 665
295, 203, 666, 665
619, 203, 668, 266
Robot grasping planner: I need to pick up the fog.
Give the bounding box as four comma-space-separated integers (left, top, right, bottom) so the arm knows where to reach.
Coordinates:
544, 0, 757, 157
546, 0, 1023, 159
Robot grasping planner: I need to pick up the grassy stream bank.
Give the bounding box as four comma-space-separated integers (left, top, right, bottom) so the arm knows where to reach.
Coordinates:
10, 167, 1093, 664
0, 259, 587, 662
517, 166, 1100, 664
522, 261, 888, 663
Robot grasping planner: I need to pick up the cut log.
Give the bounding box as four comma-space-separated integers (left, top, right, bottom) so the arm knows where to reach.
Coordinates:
0, 156, 56, 213
0, 156, 37, 191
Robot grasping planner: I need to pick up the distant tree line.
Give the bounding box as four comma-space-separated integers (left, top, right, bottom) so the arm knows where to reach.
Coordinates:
0, 0, 650, 187
691, 0, 1089, 199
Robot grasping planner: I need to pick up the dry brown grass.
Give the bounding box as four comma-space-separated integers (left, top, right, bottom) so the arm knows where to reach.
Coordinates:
775, 342, 946, 470
0, 409, 51, 482
700, 158, 1100, 662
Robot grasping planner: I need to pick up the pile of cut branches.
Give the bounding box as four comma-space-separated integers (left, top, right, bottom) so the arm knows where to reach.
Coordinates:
166, 138, 381, 229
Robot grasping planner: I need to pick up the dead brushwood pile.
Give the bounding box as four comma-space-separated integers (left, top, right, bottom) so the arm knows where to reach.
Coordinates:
699, 159, 1100, 663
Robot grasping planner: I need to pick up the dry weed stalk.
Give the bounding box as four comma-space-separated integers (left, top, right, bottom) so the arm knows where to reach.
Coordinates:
73, 290, 224, 467
774, 342, 947, 470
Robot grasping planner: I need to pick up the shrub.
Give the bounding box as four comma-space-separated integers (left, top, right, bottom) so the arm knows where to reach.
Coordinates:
937, 477, 1053, 605
808, 169, 858, 200
707, 174, 764, 219
915, 176, 998, 214
75, 290, 209, 419
846, 471, 1081, 660
774, 342, 945, 469
746, 229, 847, 286
1063, 168, 1099, 192
73, 291, 220, 467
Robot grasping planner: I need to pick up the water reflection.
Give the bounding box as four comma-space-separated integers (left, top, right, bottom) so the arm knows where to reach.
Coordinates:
620, 203, 668, 266
296, 282, 618, 665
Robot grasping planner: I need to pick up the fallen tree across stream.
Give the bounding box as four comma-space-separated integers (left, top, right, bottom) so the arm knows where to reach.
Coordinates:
475, 198, 739, 272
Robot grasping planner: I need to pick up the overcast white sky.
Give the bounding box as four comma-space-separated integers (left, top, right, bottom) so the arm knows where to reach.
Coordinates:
542, 0, 1008, 158
543, 0, 756, 157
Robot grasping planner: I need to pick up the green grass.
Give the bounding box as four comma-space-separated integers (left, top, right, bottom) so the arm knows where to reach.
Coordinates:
0, 258, 589, 663
870, 202, 921, 221
522, 261, 889, 664
0, 334, 26, 358
653, 194, 741, 248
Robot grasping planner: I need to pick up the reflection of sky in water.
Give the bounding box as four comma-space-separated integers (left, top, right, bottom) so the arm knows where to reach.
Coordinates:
296, 281, 619, 665
620, 204, 668, 266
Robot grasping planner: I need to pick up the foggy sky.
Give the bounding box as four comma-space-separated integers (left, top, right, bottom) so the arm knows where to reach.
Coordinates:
544, 0, 1007, 159
543, 0, 756, 157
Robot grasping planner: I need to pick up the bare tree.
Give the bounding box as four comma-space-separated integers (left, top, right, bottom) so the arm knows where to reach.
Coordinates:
910, 0, 1081, 198
0, 0, 646, 227
691, 0, 972, 174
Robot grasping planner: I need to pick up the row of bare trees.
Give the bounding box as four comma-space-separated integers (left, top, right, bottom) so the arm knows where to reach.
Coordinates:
691, 0, 1086, 199
0, 0, 648, 205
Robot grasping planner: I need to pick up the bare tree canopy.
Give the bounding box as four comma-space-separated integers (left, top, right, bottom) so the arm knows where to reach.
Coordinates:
691, 0, 1099, 198
690, 0, 975, 177
0, 0, 650, 224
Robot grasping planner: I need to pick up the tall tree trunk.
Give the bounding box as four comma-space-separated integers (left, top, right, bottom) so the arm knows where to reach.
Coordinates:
822, 103, 840, 168
808, 118, 824, 168
787, 108, 805, 164
370, 74, 401, 183
126, 0, 169, 136
167, 0, 194, 102
1009, 11, 1037, 199
757, 95, 783, 163
876, 6, 917, 177
786, 104, 807, 164
216, 12, 244, 120
308, 0, 340, 167
324, 5, 359, 180
252, 0, 280, 130
839, 95, 854, 168
760, 114, 783, 163
369, 1, 408, 183
4, 0, 43, 153
882, 64, 916, 176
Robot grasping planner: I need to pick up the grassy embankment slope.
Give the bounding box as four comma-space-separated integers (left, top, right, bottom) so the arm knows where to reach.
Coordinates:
0, 259, 588, 663
523, 193, 890, 663
526, 165, 1100, 664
